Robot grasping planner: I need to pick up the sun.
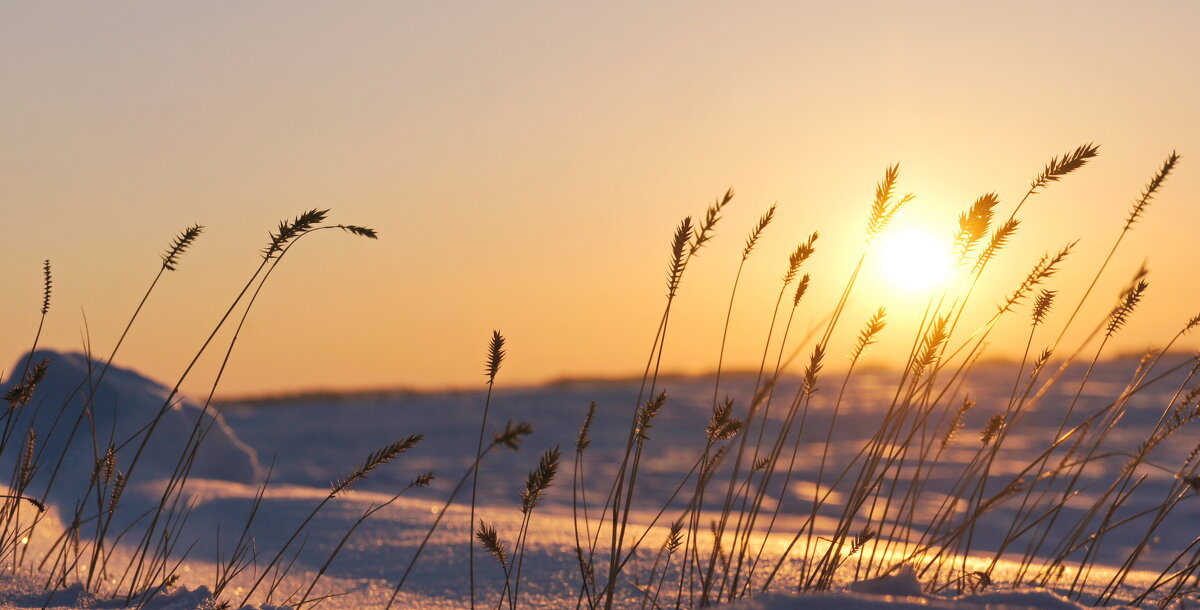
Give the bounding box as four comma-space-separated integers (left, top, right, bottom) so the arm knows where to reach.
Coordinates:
877, 228, 952, 291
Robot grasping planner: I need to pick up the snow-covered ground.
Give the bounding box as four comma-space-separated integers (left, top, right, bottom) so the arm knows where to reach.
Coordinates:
2, 350, 1197, 608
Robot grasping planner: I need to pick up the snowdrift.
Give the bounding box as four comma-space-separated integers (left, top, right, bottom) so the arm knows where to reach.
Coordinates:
1, 350, 262, 511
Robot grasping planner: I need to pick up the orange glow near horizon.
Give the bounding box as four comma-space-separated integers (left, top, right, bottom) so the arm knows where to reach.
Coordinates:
1, 2, 1199, 396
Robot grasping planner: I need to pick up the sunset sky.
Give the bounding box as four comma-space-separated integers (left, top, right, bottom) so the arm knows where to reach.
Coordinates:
3, 2, 1199, 396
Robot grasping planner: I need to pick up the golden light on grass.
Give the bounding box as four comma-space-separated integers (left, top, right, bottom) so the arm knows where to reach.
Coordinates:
876, 227, 952, 291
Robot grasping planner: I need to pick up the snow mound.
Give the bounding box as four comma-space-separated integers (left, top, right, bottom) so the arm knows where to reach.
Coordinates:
847, 565, 925, 597
2, 350, 262, 510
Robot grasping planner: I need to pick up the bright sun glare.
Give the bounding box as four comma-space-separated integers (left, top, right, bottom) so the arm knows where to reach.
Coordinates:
877, 228, 952, 291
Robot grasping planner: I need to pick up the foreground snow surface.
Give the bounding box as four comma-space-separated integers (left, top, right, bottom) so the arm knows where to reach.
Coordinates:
0, 567, 1119, 610
1, 351, 1196, 608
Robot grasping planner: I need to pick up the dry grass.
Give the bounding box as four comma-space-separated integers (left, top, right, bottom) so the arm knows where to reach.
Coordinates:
2, 144, 1197, 609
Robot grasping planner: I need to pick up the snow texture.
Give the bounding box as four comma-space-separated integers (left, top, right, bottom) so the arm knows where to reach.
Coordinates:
1, 351, 1196, 609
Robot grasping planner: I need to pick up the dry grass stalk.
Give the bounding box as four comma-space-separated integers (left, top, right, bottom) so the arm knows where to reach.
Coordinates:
865, 164, 914, 242
980, 414, 1006, 445
576, 402, 596, 453
635, 392, 668, 442
13, 144, 1200, 609
784, 234, 819, 285
942, 397, 975, 449
470, 330, 507, 609
1032, 289, 1056, 327
486, 331, 506, 385
851, 308, 888, 361
973, 218, 1020, 272
794, 273, 811, 306
955, 193, 999, 262
521, 447, 562, 514
40, 260, 52, 315
691, 189, 733, 254
1106, 279, 1149, 337
161, 225, 203, 271
667, 218, 694, 298
331, 434, 424, 497
742, 205, 777, 260
1030, 143, 1100, 194
263, 209, 328, 259
707, 398, 743, 442
1125, 152, 1180, 230
4, 360, 49, 409
478, 520, 509, 569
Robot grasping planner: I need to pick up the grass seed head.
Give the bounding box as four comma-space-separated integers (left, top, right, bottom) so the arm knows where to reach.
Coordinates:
803, 344, 825, 396
783, 233, 819, 285
41, 260, 52, 314
476, 520, 508, 568
942, 396, 976, 449
636, 392, 668, 442
707, 397, 742, 442
5, 359, 50, 409
495, 420, 534, 452
866, 164, 913, 243
1126, 151, 1180, 230
794, 273, 811, 307
851, 308, 887, 362
981, 414, 1006, 445
162, 224, 204, 271
742, 204, 776, 260
576, 403, 596, 453
485, 331, 506, 384
667, 217, 694, 298
955, 193, 999, 262
1030, 142, 1100, 194
338, 224, 379, 239
690, 188, 733, 254
974, 218, 1020, 271
666, 519, 684, 554
1107, 278, 1149, 337
263, 208, 329, 259
1032, 289, 1057, 327
520, 446, 562, 514
331, 434, 423, 496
